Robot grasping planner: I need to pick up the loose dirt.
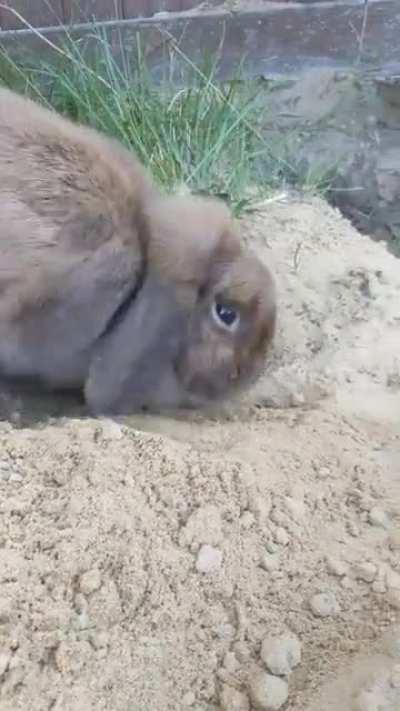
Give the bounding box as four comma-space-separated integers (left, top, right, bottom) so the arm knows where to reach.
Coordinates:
0, 196, 399, 710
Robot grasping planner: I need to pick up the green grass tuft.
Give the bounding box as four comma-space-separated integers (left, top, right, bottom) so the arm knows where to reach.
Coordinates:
0, 23, 336, 215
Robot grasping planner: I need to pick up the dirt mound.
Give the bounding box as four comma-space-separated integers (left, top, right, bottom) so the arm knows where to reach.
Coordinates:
0, 196, 399, 710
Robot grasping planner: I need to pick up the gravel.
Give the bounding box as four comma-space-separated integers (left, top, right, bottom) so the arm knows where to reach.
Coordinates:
309, 591, 341, 618
195, 544, 223, 574
249, 670, 289, 710
353, 562, 377, 583
368, 507, 391, 529
260, 634, 302, 677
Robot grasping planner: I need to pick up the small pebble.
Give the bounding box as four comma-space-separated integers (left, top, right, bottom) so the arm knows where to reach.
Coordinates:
220, 685, 250, 711
265, 541, 279, 554
9, 473, 23, 483
240, 512, 255, 529
260, 634, 301, 676
354, 562, 377, 583
182, 505, 223, 548
0, 652, 11, 676
386, 569, 400, 591
0, 598, 12, 624
391, 664, 400, 689
387, 588, 400, 610
80, 569, 102, 595
74, 593, 87, 614
90, 631, 109, 650
196, 545, 223, 574
224, 652, 240, 673
347, 521, 360, 538
76, 611, 91, 630
283, 497, 305, 520
99, 420, 124, 440
317, 467, 331, 479
234, 642, 251, 663
389, 529, 400, 551
358, 496, 374, 512
383, 625, 400, 658
216, 623, 236, 640
309, 591, 340, 618
249, 670, 289, 710
326, 557, 348, 578
220, 581, 234, 598
368, 507, 391, 529
274, 528, 290, 547
182, 691, 196, 706
290, 392, 305, 407
372, 580, 386, 594
8, 654, 21, 671
260, 553, 280, 572
0, 467, 11, 482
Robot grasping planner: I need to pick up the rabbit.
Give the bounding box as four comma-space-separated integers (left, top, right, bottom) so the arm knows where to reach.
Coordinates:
0, 86, 277, 414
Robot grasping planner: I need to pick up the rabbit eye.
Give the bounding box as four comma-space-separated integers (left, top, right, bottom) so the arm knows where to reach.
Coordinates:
213, 302, 239, 330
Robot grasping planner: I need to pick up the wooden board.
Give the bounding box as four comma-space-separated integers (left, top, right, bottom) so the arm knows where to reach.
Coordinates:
63, 0, 123, 24
122, 1, 222, 18
1, 1, 399, 81
0, 0, 63, 29
0, 1, 364, 29
121, 1, 323, 18
121, 0, 400, 80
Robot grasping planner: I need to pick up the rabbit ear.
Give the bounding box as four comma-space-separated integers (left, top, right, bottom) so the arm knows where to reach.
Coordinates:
84, 274, 188, 415
0, 213, 143, 387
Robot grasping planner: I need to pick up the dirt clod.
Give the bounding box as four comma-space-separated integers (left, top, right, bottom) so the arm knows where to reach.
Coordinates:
353, 563, 377, 584
219, 684, 250, 711
249, 670, 289, 710
309, 591, 341, 618
80, 569, 102, 595
260, 634, 302, 677
195, 544, 223, 574
368, 507, 391, 529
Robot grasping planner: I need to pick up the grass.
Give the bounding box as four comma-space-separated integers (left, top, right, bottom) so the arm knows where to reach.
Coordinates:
0, 21, 336, 215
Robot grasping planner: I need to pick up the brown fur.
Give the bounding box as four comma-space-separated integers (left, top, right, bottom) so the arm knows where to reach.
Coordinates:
0, 86, 276, 412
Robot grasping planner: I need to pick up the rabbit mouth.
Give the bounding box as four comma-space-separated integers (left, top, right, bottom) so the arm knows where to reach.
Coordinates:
178, 368, 241, 405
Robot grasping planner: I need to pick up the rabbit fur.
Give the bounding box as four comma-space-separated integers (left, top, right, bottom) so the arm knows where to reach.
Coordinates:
0, 86, 276, 414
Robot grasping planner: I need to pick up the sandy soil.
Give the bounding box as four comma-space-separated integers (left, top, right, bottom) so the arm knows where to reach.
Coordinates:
0, 196, 399, 711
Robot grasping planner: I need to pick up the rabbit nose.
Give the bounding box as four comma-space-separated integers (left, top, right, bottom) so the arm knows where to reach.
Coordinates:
186, 372, 223, 400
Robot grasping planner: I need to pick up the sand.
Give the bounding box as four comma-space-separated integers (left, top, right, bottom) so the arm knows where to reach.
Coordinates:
0, 195, 399, 710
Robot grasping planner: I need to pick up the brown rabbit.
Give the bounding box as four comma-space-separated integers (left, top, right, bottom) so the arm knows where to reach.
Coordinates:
0, 86, 276, 414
